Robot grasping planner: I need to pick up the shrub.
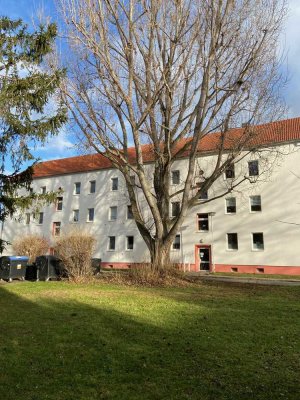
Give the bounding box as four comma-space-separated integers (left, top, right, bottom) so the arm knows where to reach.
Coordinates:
100, 262, 188, 287
13, 235, 49, 263
54, 228, 96, 281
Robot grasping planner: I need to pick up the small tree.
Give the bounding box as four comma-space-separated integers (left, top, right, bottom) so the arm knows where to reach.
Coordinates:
13, 234, 50, 264
0, 18, 67, 252
54, 228, 96, 280
57, 0, 287, 270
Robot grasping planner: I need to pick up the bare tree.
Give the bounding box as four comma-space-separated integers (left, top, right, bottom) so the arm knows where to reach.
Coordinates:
56, 0, 287, 270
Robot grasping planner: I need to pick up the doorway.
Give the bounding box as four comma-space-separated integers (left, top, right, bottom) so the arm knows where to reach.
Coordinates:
197, 246, 211, 271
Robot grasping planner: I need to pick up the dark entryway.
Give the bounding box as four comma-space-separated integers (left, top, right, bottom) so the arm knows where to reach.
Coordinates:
199, 247, 210, 271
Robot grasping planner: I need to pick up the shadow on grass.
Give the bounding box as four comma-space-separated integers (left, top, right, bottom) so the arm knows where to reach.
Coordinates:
0, 282, 299, 400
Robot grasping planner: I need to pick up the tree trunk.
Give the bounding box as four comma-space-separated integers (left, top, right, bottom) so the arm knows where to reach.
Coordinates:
150, 239, 172, 271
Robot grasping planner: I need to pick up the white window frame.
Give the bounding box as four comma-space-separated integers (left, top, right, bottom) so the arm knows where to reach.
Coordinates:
87, 208, 94, 222
53, 222, 61, 237
38, 212, 44, 225
108, 236, 116, 251
40, 186, 46, 194
199, 190, 208, 201
127, 205, 133, 220
225, 197, 237, 214
56, 196, 63, 211
197, 213, 209, 232
227, 233, 238, 251
126, 236, 134, 250
25, 213, 31, 225
172, 234, 181, 250
252, 232, 264, 251
224, 163, 235, 179
89, 180, 96, 194
171, 201, 180, 217
249, 195, 262, 213
248, 160, 259, 177
73, 209, 79, 223
109, 206, 118, 221
171, 170, 180, 185
74, 182, 81, 195
111, 177, 119, 191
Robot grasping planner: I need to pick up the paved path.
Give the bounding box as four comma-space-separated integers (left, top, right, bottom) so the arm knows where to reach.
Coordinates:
186, 274, 300, 286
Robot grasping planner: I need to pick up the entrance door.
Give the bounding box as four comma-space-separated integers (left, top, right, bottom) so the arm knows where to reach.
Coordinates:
199, 247, 210, 271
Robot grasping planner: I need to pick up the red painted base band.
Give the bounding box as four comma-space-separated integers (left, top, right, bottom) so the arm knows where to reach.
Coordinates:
215, 264, 300, 275
101, 261, 300, 275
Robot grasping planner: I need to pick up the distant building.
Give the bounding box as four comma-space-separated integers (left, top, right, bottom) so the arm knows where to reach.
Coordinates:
3, 117, 300, 275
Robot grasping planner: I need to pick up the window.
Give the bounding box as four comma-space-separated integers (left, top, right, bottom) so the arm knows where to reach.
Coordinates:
225, 197, 236, 214
74, 182, 81, 195
252, 232, 264, 250
225, 163, 235, 179
53, 222, 61, 236
126, 236, 134, 250
171, 170, 180, 185
227, 233, 238, 250
197, 213, 209, 231
56, 197, 63, 211
111, 177, 118, 191
248, 160, 259, 176
109, 206, 118, 221
73, 209, 79, 223
199, 190, 208, 200
25, 213, 30, 225
108, 236, 116, 251
89, 180, 96, 193
127, 205, 133, 220
172, 234, 181, 250
88, 208, 94, 222
171, 201, 180, 217
250, 195, 262, 212
40, 186, 46, 194
130, 175, 136, 185
38, 212, 44, 225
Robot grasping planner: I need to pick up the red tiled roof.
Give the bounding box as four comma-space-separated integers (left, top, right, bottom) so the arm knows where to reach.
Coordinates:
33, 117, 300, 179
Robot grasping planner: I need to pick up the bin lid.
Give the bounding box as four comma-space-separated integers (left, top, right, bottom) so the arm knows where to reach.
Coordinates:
4, 256, 29, 261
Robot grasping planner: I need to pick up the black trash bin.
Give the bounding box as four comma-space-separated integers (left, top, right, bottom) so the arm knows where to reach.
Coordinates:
91, 258, 102, 274
0, 256, 29, 282
25, 263, 38, 281
35, 255, 63, 281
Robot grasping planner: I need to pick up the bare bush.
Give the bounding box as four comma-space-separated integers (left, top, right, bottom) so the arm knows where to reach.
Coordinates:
100, 263, 189, 287
54, 228, 96, 281
13, 235, 50, 264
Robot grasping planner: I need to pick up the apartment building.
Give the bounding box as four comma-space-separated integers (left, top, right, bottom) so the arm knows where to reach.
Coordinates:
3, 117, 300, 275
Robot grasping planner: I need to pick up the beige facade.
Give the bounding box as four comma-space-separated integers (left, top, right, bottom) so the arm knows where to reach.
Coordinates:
2, 141, 300, 275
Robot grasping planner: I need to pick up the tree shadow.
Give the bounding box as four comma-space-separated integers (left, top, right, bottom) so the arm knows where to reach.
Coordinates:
0, 283, 299, 400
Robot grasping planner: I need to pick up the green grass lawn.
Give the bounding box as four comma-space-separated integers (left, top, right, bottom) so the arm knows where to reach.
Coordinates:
0, 281, 299, 400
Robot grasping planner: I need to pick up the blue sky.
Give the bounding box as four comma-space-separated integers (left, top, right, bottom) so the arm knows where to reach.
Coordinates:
1, 0, 300, 166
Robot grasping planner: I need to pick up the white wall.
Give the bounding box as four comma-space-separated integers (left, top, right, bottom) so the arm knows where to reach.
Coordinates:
3, 143, 300, 268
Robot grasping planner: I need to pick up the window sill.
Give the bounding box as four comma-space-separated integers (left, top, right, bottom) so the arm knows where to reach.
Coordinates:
86, 220, 94, 223
125, 249, 134, 251
108, 219, 117, 222
107, 250, 116, 252
196, 230, 209, 233
225, 212, 236, 215
226, 249, 238, 252
249, 211, 262, 214
251, 248, 264, 252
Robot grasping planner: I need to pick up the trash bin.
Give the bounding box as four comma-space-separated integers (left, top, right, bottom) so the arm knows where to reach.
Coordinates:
25, 263, 38, 281
0, 256, 29, 282
35, 255, 62, 281
91, 258, 102, 274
